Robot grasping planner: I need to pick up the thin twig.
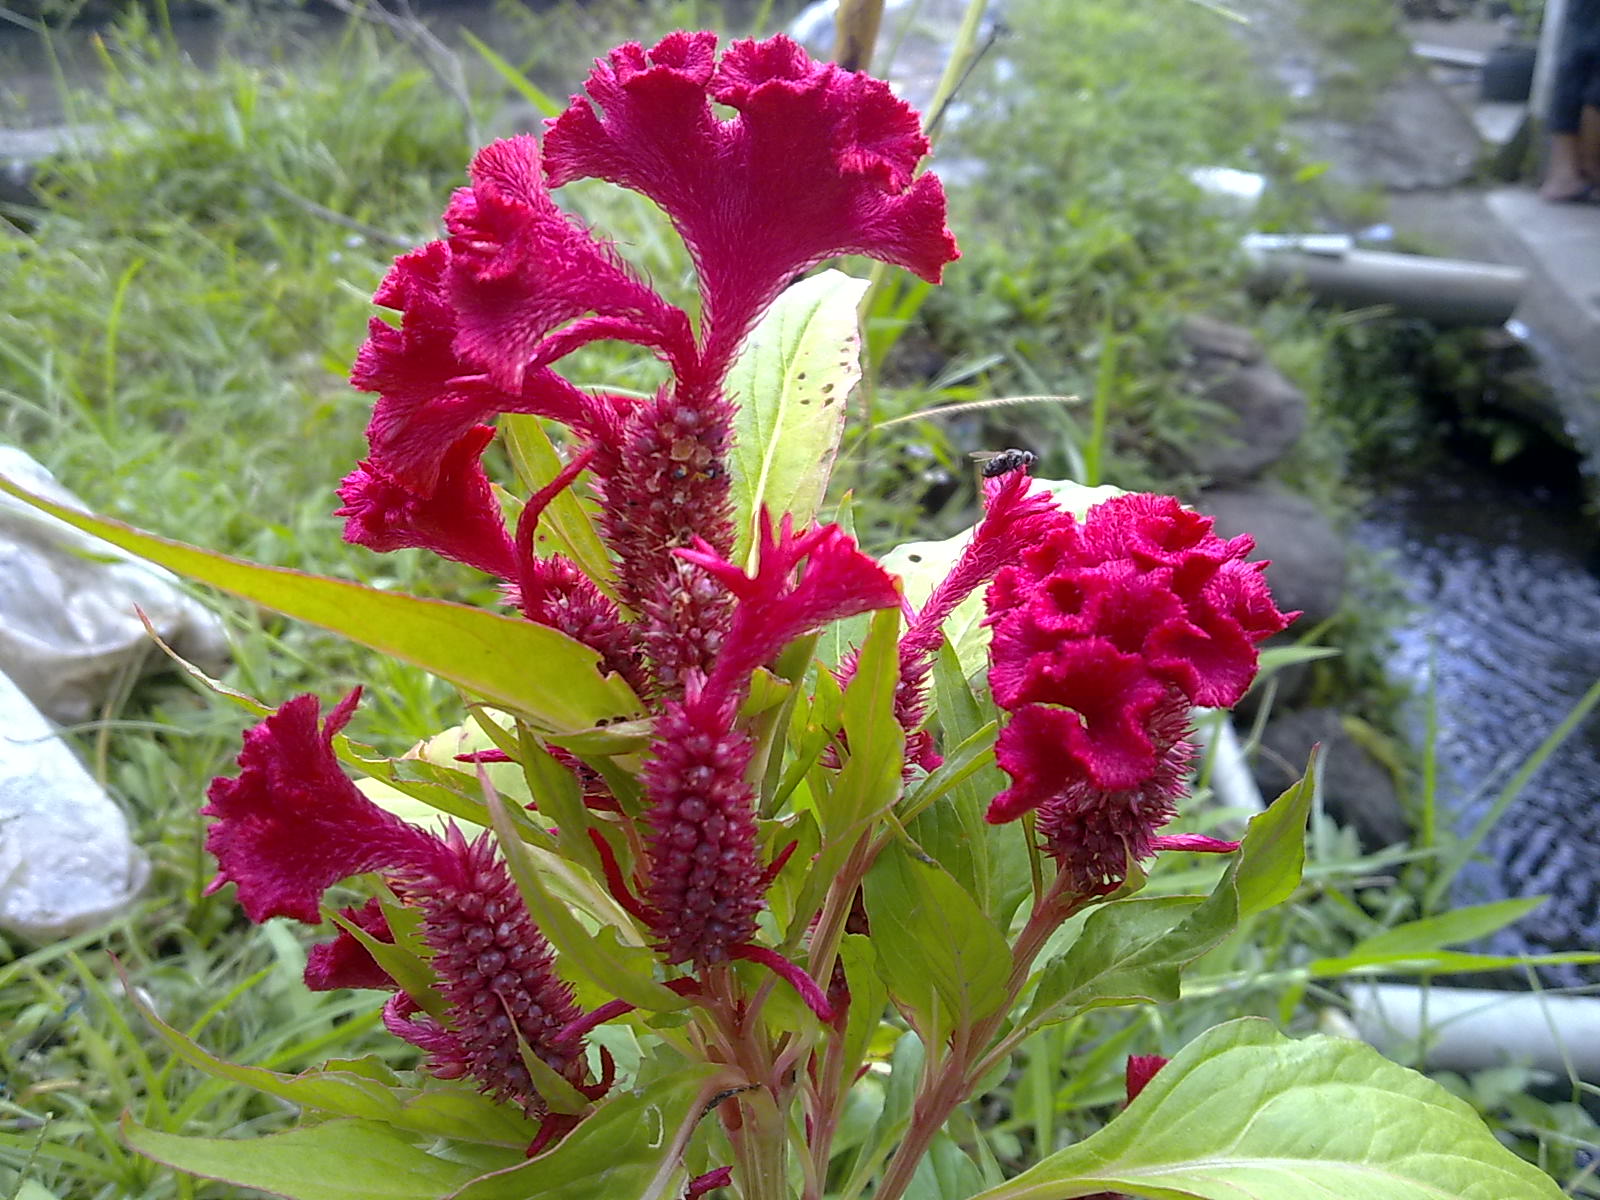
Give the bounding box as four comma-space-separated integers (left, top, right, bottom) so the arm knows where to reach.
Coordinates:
320, 0, 479, 147
872, 392, 1081, 430
256, 177, 417, 248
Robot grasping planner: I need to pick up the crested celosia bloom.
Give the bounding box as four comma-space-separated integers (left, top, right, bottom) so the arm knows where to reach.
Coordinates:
984, 492, 1295, 893
202, 29, 953, 1129
203, 692, 591, 1113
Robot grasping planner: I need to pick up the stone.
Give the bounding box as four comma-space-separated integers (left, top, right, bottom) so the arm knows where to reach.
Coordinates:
0, 666, 148, 940
1196, 483, 1348, 628
1176, 323, 1308, 482
1178, 314, 1264, 367
1253, 707, 1410, 851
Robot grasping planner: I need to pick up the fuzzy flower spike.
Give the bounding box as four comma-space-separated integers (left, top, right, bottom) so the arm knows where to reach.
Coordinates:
640, 514, 900, 972
204, 691, 594, 1118
984, 493, 1296, 894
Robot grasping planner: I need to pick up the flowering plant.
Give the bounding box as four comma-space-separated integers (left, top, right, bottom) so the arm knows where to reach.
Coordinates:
0, 29, 1564, 1200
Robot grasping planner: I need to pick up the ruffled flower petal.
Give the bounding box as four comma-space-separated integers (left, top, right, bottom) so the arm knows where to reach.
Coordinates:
544, 32, 959, 373
679, 512, 902, 688
304, 898, 397, 992
354, 240, 627, 493
202, 691, 435, 924
337, 424, 518, 579
983, 493, 1291, 887
444, 136, 694, 390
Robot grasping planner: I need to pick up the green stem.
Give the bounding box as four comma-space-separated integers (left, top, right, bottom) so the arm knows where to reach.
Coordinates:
732, 1085, 791, 1200
921, 0, 993, 149
872, 874, 1077, 1200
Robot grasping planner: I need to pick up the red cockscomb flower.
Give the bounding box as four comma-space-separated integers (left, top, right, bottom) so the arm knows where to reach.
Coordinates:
205, 692, 598, 1115
544, 31, 958, 379
337, 424, 518, 579
641, 515, 899, 967
984, 494, 1295, 890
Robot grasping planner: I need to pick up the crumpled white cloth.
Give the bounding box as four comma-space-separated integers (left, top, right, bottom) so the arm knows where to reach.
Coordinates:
0, 444, 227, 939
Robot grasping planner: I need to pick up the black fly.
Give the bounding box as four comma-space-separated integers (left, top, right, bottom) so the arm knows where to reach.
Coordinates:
971, 448, 1036, 478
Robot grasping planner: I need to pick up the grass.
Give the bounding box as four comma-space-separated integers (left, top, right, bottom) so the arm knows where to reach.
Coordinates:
1, 1, 1595, 1197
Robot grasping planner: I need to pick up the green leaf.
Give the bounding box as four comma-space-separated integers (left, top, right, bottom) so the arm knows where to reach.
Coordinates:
0, 475, 640, 735
136, 991, 538, 1146
123, 1117, 495, 1199
837, 933, 889, 1087
825, 608, 905, 844
970, 1018, 1565, 1200
864, 839, 1012, 1044
499, 415, 615, 593
931, 641, 1030, 927
1344, 896, 1545, 961
486, 793, 687, 1014
1021, 884, 1239, 1030
460, 29, 564, 117
446, 1064, 727, 1200
1309, 948, 1599, 978
1233, 747, 1315, 919
329, 906, 445, 1019
727, 269, 870, 565
1022, 759, 1314, 1029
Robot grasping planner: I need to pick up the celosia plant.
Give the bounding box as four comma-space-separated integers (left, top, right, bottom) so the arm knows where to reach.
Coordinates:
0, 29, 1567, 1200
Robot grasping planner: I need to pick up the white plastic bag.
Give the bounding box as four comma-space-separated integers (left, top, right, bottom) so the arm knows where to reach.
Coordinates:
0, 445, 230, 724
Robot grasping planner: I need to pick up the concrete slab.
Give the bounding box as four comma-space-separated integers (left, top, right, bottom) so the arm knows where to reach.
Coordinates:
1486, 189, 1600, 321
1403, 18, 1512, 57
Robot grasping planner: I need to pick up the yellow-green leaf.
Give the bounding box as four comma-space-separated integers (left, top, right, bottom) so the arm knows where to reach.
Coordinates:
0, 474, 640, 735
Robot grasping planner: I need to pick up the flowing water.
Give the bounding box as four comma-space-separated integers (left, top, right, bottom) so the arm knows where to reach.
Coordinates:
1356, 454, 1600, 985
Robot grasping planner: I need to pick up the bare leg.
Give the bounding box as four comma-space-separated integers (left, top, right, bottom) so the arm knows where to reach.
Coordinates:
1541, 133, 1591, 201
1579, 105, 1600, 187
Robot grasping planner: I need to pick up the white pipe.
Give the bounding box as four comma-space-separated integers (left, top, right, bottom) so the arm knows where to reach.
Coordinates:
1350, 984, 1600, 1082
1245, 242, 1528, 326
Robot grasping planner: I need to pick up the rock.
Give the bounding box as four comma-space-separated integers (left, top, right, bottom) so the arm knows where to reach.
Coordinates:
1287, 68, 1483, 193
0, 666, 148, 940
0, 126, 75, 212
1178, 314, 1264, 367
1253, 707, 1410, 851
1196, 483, 1348, 628
0, 445, 231, 724
1176, 319, 1308, 483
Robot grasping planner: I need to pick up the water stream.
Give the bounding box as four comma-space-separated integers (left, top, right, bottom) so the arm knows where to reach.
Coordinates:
1356, 453, 1600, 984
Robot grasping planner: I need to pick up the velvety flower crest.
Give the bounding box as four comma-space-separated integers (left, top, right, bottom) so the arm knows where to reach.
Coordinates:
544, 31, 959, 376
337, 424, 517, 579
201, 689, 435, 924
984, 494, 1294, 886
206, 693, 594, 1115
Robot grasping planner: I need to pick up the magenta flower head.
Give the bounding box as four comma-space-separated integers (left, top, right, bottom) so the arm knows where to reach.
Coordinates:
207, 23, 954, 1147
205, 692, 594, 1115
543, 31, 959, 379
984, 493, 1296, 893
